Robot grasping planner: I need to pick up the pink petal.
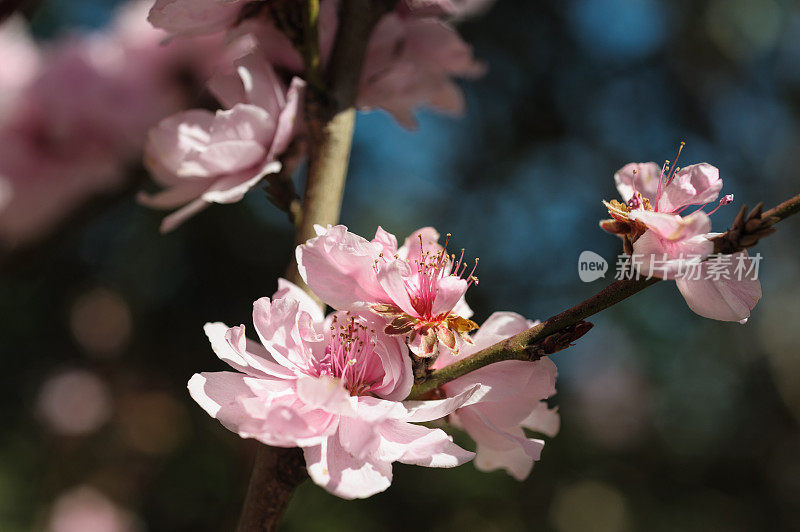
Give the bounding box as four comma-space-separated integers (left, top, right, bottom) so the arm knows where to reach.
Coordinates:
371, 226, 399, 255
459, 410, 544, 481
675, 252, 762, 322
398, 226, 440, 263
251, 296, 313, 371
304, 437, 393, 499
521, 402, 560, 438
629, 210, 711, 241
296, 225, 386, 311
267, 76, 305, 160
337, 417, 382, 459
376, 260, 419, 317
376, 419, 474, 467
370, 333, 414, 401
468, 311, 535, 350
400, 383, 483, 422
431, 276, 468, 317
274, 278, 325, 323
144, 109, 215, 180
295, 375, 355, 416
613, 162, 662, 204
187, 372, 257, 433
659, 163, 722, 212
204, 322, 294, 379
632, 229, 713, 279
200, 160, 281, 204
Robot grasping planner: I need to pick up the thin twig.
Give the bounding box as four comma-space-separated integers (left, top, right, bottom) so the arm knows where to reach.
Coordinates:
408, 192, 800, 399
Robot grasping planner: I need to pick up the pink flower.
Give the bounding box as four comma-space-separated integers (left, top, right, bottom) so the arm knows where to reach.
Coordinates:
297, 225, 480, 358
432, 312, 559, 480
189, 279, 478, 499
139, 56, 305, 232
602, 153, 761, 323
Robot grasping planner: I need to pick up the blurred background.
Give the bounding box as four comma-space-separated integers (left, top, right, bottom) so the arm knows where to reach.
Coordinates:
2, 0, 800, 530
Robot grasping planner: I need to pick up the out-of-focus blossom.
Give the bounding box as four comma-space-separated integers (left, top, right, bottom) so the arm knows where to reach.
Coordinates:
140, 55, 304, 231
70, 288, 133, 357
359, 13, 485, 128
36, 370, 113, 436
148, 0, 251, 37
297, 225, 479, 359
0, 1, 221, 249
189, 279, 478, 499
571, 362, 653, 450
601, 156, 761, 322
432, 312, 559, 480
118, 391, 189, 455
47, 486, 137, 532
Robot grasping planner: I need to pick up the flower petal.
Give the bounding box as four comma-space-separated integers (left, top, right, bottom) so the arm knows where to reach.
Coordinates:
376, 419, 474, 467
304, 437, 393, 499
296, 224, 386, 311
675, 252, 762, 322
613, 162, 662, 204
431, 276, 468, 317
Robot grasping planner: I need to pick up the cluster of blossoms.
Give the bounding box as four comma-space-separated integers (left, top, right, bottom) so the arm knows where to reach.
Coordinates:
601, 148, 762, 323
141, 0, 488, 231
191, 226, 558, 498
0, 2, 222, 249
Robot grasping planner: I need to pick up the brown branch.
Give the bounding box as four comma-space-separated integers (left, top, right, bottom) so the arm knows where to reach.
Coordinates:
408, 192, 800, 399
236, 2, 395, 530
235, 444, 307, 532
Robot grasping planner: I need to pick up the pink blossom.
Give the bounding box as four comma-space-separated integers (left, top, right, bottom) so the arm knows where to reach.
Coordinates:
602, 153, 761, 323
139, 56, 305, 232
359, 13, 485, 128
189, 279, 478, 499
432, 312, 559, 480
297, 225, 479, 358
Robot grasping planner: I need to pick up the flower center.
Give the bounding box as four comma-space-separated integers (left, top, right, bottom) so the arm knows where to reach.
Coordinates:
315, 315, 382, 396
406, 233, 478, 321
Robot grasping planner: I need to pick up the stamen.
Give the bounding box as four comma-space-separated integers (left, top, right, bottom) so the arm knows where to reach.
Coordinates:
665, 142, 685, 187
706, 194, 734, 216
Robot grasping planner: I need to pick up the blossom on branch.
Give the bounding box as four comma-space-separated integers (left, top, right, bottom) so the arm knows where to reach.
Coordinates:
189, 280, 479, 499
139, 56, 305, 232
601, 151, 761, 323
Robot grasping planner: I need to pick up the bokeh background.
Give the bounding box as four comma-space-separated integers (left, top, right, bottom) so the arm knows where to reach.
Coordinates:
2, 0, 800, 530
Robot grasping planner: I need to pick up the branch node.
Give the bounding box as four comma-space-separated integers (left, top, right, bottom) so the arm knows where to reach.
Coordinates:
526, 321, 594, 360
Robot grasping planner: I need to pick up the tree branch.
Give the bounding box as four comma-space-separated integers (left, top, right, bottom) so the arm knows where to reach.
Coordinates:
236, 2, 395, 530
408, 192, 800, 399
